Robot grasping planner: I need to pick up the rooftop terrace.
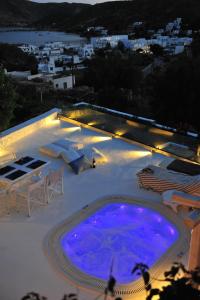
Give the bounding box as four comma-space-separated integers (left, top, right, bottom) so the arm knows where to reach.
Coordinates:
0, 107, 197, 300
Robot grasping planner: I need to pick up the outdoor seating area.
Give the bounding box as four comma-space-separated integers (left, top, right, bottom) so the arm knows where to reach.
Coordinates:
137, 161, 200, 225
0, 154, 64, 216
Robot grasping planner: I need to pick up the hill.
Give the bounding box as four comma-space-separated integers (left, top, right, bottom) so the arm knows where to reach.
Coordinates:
1, 0, 200, 31
0, 0, 89, 27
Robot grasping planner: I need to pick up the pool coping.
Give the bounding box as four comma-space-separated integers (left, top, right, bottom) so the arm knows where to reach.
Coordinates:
43, 195, 190, 297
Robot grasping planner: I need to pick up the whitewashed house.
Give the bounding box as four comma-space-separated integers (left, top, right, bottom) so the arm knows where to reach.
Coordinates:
18, 44, 39, 55
91, 35, 128, 48
174, 45, 185, 55
47, 75, 74, 90
79, 44, 94, 59
5, 70, 31, 79
40, 47, 51, 57
130, 38, 149, 51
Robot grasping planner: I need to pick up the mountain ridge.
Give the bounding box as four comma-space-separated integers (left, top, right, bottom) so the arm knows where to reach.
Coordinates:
1, 0, 200, 31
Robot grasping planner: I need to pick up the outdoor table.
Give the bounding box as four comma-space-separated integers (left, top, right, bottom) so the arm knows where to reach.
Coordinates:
0, 155, 50, 190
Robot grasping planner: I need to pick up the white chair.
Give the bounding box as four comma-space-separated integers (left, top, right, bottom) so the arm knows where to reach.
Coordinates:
0, 179, 11, 216
0, 188, 9, 216
46, 167, 64, 203
11, 177, 47, 217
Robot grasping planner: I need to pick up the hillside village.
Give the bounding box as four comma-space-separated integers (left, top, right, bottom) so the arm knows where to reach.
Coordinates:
5, 18, 193, 92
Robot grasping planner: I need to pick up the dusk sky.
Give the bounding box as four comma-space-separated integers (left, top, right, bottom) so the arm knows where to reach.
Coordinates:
31, 0, 115, 4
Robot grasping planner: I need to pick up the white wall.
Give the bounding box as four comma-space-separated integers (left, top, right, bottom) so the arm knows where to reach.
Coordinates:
0, 109, 61, 149
53, 76, 74, 90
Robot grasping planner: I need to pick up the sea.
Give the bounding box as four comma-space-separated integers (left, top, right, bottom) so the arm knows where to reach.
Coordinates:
0, 28, 86, 46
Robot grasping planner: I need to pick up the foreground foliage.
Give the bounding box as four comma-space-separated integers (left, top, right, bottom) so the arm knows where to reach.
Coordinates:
21, 263, 200, 300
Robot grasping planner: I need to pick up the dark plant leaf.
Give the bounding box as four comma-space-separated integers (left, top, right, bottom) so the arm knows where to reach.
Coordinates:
143, 271, 150, 286
68, 294, 77, 299
107, 275, 116, 295
131, 265, 139, 274
141, 263, 149, 270
146, 288, 160, 300
164, 266, 179, 278
191, 269, 200, 284
21, 292, 46, 300
21, 296, 31, 300
146, 283, 152, 291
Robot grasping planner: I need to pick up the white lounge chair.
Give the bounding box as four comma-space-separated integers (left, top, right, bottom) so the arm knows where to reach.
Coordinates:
162, 189, 200, 213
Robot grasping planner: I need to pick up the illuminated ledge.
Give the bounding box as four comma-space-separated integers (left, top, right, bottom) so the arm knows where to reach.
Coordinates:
44, 195, 190, 298
59, 115, 200, 166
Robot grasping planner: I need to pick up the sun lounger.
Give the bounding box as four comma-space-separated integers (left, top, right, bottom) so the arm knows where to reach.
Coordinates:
137, 165, 200, 195
162, 189, 200, 212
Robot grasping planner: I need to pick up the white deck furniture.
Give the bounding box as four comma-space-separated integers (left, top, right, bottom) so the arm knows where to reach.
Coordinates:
162, 189, 200, 212
12, 177, 47, 217
0, 156, 49, 186
0, 188, 9, 216
137, 165, 200, 195
188, 223, 200, 270
0, 155, 50, 216
183, 209, 200, 228
46, 167, 64, 203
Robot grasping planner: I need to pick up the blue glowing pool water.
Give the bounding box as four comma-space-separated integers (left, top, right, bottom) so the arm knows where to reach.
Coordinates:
61, 203, 179, 284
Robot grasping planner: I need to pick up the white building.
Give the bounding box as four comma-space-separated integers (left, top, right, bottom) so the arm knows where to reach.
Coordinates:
79, 44, 94, 59
174, 45, 185, 55
130, 35, 192, 54
91, 35, 128, 48
5, 70, 31, 79
87, 26, 108, 36
38, 61, 63, 74
18, 44, 39, 55
129, 38, 149, 51
45, 41, 65, 49
47, 75, 74, 90
166, 18, 182, 33
132, 21, 143, 28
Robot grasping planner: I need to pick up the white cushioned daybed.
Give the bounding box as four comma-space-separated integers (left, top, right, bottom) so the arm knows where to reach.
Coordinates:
39, 139, 106, 174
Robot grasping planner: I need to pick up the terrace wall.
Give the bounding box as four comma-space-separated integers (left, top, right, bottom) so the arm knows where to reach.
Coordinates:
0, 108, 61, 150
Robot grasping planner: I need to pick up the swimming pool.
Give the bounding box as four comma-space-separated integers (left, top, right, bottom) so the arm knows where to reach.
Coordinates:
44, 196, 189, 295
61, 203, 178, 284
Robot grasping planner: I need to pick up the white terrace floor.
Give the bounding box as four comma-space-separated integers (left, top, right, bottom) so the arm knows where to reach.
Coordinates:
0, 117, 189, 300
